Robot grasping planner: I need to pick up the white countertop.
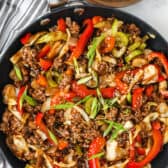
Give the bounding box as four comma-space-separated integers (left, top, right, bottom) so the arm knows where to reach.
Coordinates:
121, 0, 168, 40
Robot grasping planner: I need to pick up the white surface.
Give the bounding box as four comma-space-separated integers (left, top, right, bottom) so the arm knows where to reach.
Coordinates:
121, 0, 168, 40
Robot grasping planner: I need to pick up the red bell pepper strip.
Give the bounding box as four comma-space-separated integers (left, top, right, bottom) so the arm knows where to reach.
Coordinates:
38, 44, 51, 59
35, 112, 58, 145
132, 87, 144, 109
72, 81, 115, 98
148, 52, 168, 78
92, 16, 103, 25
17, 86, 27, 114
145, 85, 154, 97
57, 18, 66, 32
39, 58, 53, 71
115, 71, 128, 94
20, 33, 31, 45
101, 36, 115, 53
136, 147, 146, 155
127, 121, 163, 168
88, 137, 105, 168
68, 19, 94, 62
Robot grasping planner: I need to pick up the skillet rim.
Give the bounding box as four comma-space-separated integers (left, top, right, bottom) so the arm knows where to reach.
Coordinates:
0, 4, 168, 168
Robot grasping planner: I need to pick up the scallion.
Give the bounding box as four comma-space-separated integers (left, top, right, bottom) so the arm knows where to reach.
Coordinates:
77, 76, 92, 85
24, 95, 37, 106
52, 102, 74, 110
88, 152, 105, 160
14, 65, 22, 81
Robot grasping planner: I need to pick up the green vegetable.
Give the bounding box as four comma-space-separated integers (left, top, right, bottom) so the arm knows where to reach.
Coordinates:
87, 33, 106, 67
94, 21, 110, 28
104, 120, 125, 141
86, 71, 99, 88
125, 50, 143, 63
111, 19, 122, 36
25, 164, 35, 168
24, 95, 37, 106
103, 122, 113, 137
128, 41, 141, 51
85, 97, 100, 118
48, 130, 58, 144
53, 102, 74, 110
139, 43, 147, 50
14, 65, 22, 81
77, 76, 92, 85
112, 46, 126, 58
89, 97, 100, 119
46, 70, 59, 87
116, 32, 129, 46
73, 58, 80, 75
76, 95, 92, 105
88, 152, 105, 160
123, 108, 131, 114
105, 97, 118, 108
126, 93, 132, 104
75, 145, 83, 156
36, 31, 67, 44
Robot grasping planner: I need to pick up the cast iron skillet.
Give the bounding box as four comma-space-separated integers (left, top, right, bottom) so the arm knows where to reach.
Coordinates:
0, 4, 168, 168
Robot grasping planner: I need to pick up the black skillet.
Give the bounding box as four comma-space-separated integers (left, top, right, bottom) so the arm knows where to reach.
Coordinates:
0, 2, 168, 168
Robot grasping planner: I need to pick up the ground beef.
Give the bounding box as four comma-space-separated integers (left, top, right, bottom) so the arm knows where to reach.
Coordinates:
117, 132, 129, 148
59, 72, 72, 89
127, 23, 141, 36
21, 47, 40, 77
52, 57, 63, 71
29, 87, 46, 102
68, 109, 101, 149
105, 107, 118, 121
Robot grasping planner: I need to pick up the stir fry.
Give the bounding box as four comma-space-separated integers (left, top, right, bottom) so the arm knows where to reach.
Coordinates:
1, 16, 168, 168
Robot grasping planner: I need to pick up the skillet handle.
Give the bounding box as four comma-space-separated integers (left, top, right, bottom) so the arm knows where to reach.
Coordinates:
48, 0, 88, 11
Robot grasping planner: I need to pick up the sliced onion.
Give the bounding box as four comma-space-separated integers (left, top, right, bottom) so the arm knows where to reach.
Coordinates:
73, 106, 90, 122
13, 135, 29, 153
132, 58, 148, 68
102, 56, 117, 64
106, 140, 118, 161
158, 102, 168, 114
143, 112, 159, 130
64, 108, 72, 125
142, 65, 159, 85
41, 98, 51, 113
53, 161, 76, 168
36, 129, 47, 141
124, 120, 134, 130
43, 154, 53, 168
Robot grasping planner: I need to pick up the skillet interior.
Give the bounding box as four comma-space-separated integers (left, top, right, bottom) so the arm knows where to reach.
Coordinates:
0, 5, 168, 168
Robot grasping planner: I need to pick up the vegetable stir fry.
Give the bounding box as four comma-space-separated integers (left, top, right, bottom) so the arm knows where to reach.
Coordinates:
1, 16, 168, 168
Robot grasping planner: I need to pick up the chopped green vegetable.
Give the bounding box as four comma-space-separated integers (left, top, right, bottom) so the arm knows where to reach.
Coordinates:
46, 70, 59, 87
75, 145, 83, 156
52, 102, 74, 110
24, 95, 37, 106
77, 76, 92, 85
126, 93, 132, 104
116, 32, 129, 46
36, 31, 67, 44
87, 33, 106, 67
25, 164, 34, 168
105, 97, 118, 108
139, 43, 147, 50
14, 65, 22, 81
123, 108, 131, 114
111, 19, 122, 36
73, 58, 80, 75
128, 41, 141, 51
88, 152, 105, 160
87, 70, 99, 88
76, 95, 92, 105
125, 50, 143, 63
112, 46, 126, 58
48, 130, 58, 144
104, 120, 125, 141
103, 122, 113, 137
90, 97, 100, 119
